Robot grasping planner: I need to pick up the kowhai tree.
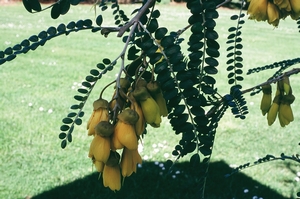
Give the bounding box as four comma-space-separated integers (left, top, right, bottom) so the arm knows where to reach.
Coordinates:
1, 0, 300, 198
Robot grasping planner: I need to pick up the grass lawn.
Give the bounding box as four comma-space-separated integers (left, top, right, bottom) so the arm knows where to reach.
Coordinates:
0, 2, 300, 199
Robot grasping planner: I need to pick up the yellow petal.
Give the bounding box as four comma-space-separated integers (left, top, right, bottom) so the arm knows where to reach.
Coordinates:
102, 164, 121, 191
247, 0, 268, 21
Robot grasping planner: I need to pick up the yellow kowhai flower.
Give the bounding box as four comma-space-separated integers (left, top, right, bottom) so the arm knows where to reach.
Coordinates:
120, 148, 142, 182
88, 134, 111, 163
102, 164, 121, 191
87, 98, 109, 136
267, 2, 281, 26
247, 0, 268, 21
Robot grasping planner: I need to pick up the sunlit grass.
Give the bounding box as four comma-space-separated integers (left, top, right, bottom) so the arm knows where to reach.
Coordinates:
0, 2, 300, 199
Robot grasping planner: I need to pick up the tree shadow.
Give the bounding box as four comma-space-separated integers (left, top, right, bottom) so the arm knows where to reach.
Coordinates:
31, 160, 290, 199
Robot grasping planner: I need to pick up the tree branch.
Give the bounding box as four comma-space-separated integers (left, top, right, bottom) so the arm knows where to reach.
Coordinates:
117, 0, 156, 37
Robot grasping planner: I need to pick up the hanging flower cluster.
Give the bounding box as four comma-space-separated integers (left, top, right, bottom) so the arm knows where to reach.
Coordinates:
247, 0, 300, 26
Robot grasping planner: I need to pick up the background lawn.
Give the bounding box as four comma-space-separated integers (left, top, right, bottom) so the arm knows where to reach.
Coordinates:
0, 2, 300, 199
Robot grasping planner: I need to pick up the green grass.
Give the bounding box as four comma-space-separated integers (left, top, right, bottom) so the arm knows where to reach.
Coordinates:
0, 2, 300, 199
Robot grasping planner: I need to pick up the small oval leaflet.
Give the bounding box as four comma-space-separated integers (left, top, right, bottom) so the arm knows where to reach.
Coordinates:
62, 117, 73, 124
74, 95, 84, 101
76, 20, 84, 28
67, 133, 72, 142
90, 69, 100, 76
161, 35, 175, 48
103, 58, 111, 65
21, 39, 30, 47
67, 21, 76, 29
61, 140, 67, 149
51, 3, 60, 19
75, 118, 82, 125
230, 15, 239, 20
29, 35, 39, 42
67, 112, 77, 117
59, 132, 67, 139
60, 124, 70, 131
97, 63, 105, 70
4, 47, 13, 55
151, 9, 160, 18
60, 0, 70, 15
78, 111, 84, 117
13, 44, 22, 51
47, 27, 57, 36
38, 31, 48, 39
95, 15, 103, 26
6, 54, 16, 61
83, 19, 93, 27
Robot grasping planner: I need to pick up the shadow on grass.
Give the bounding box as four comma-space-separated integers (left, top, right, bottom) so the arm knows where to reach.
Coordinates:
32, 160, 289, 199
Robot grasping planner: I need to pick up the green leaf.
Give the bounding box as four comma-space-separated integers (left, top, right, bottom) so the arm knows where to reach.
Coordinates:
154, 27, 168, 40
47, 27, 57, 36
206, 47, 220, 58
77, 88, 88, 94
90, 69, 100, 76
76, 20, 84, 28
179, 79, 194, 89
103, 58, 111, 65
164, 45, 180, 57
75, 118, 82, 125
70, 0, 81, 5
61, 139, 67, 149
205, 30, 218, 40
29, 0, 41, 12
67, 21, 76, 29
96, 15, 103, 26
151, 10, 160, 18
81, 81, 91, 88
13, 44, 21, 51
63, 117, 73, 124
154, 60, 168, 73
78, 111, 84, 117
205, 57, 218, 67
67, 112, 77, 117
191, 22, 203, 34
22, 0, 32, 13
70, 104, 80, 110
60, 125, 70, 131
97, 63, 105, 70
161, 36, 175, 48
204, 66, 218, 74
60, 0, 70, 15
4, 47, 13, 55
230, 15, 239, 20
190, 153, 200, 167
38, 31, 48, 39
59, 132, 67, 139
74, 95, 84, 101
67, 133, 72, 142
51, 4, 60, 19
147, 18, 159, 33
21, 39, 30, 47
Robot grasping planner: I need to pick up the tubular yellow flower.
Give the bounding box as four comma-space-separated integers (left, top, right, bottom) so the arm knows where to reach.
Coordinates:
273, 0, 291, 12
88, 135, 111, 163
120, 147, 134, 178
112, 120, 138, 150
131, 148, 142, 173
247, 0, 268, 21
129, 93, 146, 137
289, 0, 300, 19
102, 164, 121, 191
87, 99, 109, 136
120, 148, 142, 181
267, 2, 281, 26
